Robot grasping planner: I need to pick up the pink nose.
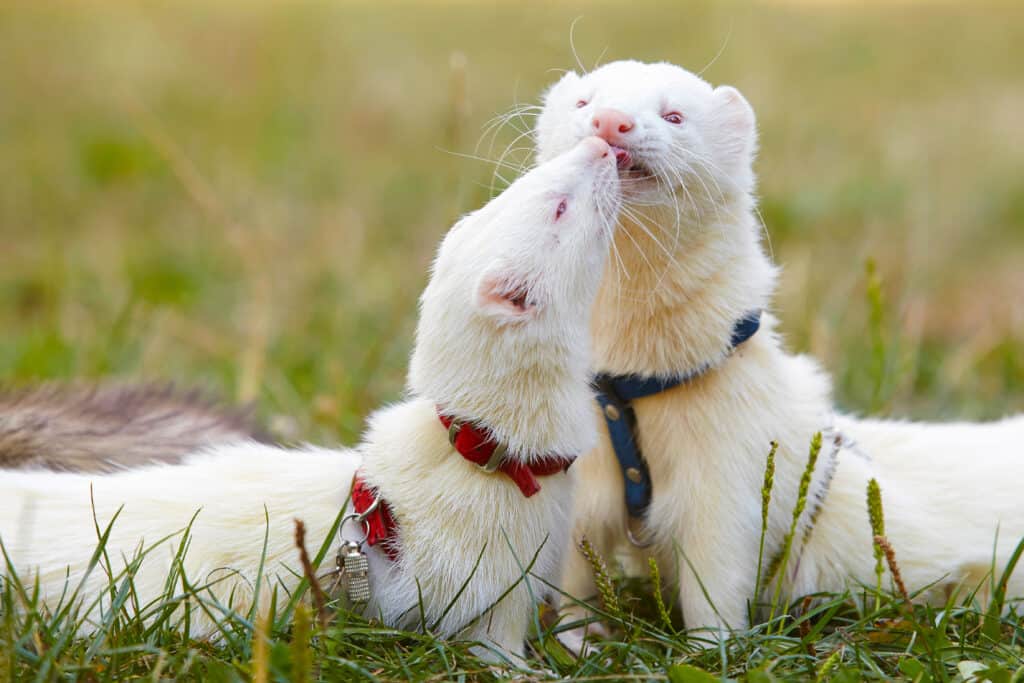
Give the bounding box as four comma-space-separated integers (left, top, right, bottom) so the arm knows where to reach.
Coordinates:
591, 108, 635, 144
578, 136, 610, 160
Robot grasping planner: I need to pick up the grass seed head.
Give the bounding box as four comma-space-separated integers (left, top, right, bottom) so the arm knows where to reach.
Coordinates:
578, 536, 622, 621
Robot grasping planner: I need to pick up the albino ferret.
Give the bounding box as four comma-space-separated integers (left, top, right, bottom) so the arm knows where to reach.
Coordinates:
0, 136, 621, 660
535, 59, 1024, 642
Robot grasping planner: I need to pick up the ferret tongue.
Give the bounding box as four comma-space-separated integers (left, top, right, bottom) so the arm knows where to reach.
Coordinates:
610, 145, 632, 170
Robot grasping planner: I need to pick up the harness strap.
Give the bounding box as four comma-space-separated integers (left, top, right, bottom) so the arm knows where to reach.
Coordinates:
593, 310, 762, 543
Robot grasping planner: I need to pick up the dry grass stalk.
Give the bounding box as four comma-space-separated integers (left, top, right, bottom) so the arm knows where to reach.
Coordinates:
874, 535, 910, 603
294, 518, 330, 629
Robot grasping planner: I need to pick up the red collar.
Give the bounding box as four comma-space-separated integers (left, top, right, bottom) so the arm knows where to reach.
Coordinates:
438, 411, 575, 498
350, 411, 575, 562
351, 474, 399, 561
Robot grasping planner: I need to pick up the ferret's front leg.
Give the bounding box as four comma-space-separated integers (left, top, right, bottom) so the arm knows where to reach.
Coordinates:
670, 511, 759, 640
463, 598, 531, 665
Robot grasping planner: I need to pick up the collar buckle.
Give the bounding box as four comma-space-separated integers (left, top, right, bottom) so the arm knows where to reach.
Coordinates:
480, 441, 507, 473
448, 417, 508, 473
446, 417, 462, 446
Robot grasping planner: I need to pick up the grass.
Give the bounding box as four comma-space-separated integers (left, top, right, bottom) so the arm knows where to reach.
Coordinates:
0, 0, 1022, 679
3, 471, 1024, 682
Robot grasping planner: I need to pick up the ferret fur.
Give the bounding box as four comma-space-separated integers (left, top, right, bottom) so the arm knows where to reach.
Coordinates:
0, 383, 269, 472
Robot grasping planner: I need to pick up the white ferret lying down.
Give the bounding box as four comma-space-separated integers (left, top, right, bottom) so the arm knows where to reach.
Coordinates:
0, 136, 621, 659
532, 59, 1024, 641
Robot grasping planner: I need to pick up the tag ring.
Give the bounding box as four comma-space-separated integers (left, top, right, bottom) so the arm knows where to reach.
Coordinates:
624, 511, 653, 549
341, 494, 380, 547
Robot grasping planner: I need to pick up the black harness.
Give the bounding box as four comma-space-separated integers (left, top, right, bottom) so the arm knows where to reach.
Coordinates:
592, 311, 763, 545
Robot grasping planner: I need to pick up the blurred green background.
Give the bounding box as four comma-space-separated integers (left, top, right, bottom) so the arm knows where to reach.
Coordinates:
1, 0, 1021, 445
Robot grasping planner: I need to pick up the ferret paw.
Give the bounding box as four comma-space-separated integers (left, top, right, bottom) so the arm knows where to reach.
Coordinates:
555, 620, 610, 658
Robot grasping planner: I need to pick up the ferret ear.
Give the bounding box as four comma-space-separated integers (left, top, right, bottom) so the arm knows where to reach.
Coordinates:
711, 85, 757, 165
475, 271, 537, 323
543, 70, 581, 103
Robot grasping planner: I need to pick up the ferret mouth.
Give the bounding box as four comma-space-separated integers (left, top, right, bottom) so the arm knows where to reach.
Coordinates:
609, 145, 653, 177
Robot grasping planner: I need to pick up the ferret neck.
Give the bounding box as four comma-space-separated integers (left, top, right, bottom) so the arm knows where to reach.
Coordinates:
592, 195, 777, 377
409, 334, 598, 464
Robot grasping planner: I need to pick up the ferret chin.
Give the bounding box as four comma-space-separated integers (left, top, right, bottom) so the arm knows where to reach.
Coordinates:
535, 59, 1024, 643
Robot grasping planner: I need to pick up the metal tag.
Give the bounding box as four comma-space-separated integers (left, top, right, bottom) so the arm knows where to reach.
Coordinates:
337, 540, 370, 605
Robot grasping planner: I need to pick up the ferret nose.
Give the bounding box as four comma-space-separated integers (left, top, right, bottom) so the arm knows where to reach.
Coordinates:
578, 136, 610, 160
591, 108, 635, 144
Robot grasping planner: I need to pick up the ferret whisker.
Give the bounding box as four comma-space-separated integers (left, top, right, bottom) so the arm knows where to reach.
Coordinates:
475, 106, 542, 166
667, 159, 717, 225
672, 149, 728, 207
621, 201, 682, 283
668, 147, 773, 255
664, 152, 720, 214
438, 148, 534, 175
671, 147, 733, 200
616, 210, 658, 281
619, 204, 681, 301
685, 161, 725, 225
490, 128, 540, 195
659, 172, 685, 253
660, 162, 703, 224
597, 192, 630, 290
568, 17, 589, 75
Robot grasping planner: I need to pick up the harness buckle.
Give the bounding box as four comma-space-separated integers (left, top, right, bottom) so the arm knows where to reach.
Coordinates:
624, 511, 654, 548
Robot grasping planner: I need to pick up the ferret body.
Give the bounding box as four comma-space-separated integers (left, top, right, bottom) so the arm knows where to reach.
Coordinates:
0, 136, 620, 660
535, 60, 1024, 640
0, 384, 269, 472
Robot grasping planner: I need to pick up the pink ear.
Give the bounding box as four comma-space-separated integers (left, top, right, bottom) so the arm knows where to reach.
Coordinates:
475, 272, 537, 321
712, 85, 757, 161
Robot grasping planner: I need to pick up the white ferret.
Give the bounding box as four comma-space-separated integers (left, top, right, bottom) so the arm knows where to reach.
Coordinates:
0, 136, 621, 660
534, 59, 1024, 643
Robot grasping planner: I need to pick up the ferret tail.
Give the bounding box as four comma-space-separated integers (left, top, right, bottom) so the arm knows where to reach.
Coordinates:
0, 382, 272, 472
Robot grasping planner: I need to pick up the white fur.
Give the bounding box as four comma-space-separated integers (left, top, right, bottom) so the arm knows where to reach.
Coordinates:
535, 60, 1024, 639
1, 444, 358, 627
0, 137, 621, 660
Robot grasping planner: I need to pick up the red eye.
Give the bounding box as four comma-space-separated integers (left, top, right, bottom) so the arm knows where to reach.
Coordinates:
662, 112, 684, 124
555, 199, 568, 220
576, 100, 588, 108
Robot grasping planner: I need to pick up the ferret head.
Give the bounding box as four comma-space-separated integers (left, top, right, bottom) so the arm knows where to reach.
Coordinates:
535, 60, 757, 210
408, 136, 620, 459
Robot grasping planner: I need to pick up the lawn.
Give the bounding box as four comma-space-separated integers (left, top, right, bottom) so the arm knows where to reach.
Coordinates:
1, 0, 1022, 680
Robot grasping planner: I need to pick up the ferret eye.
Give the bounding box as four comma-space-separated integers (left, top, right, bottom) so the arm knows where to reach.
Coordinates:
576, 100, 588, 108
555, 199, 568, 220
662, 112, 685, 125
